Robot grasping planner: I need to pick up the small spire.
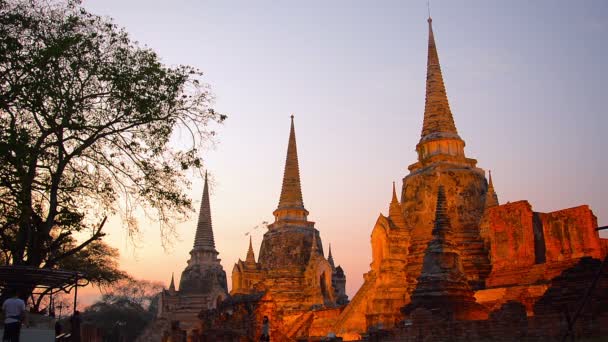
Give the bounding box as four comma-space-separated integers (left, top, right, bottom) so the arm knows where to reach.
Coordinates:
328, 243, 335, 268
193, 171, 216, 250
389, 182, 406, 228
403, 185, 479, 318
485, 170, 499, 208
391, 181, 399, 204
246, 236, 256, 264
311, 233, 319, 254
169, 273, 176, 292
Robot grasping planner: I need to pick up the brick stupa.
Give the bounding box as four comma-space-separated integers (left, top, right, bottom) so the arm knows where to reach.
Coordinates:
331, 17, 606, 340
156, 172, 228, 335
231, 116, 348, 313
402, 17, 491, 293
402, 185, 488, 320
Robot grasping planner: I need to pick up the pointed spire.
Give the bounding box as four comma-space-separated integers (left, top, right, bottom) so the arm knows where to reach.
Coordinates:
420, 17, 460, 142
246, 236, 256, 264
193, 171, 216, 250
328, 243, 335, 268
272, 116, 310, 224
311, 232, 319, 255
278, 115, 305, 210
169, 273, 176, 292
391, 181, 399, 204
485, 170, 499, 208
389, 182, 407, 228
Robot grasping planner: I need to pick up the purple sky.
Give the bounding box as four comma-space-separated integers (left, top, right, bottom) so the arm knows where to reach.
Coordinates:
80, 0, 607, 301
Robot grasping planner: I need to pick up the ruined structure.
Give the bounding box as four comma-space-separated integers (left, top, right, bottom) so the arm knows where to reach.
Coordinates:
330, 17, 607, 340
369, 257, 608, 342
231, 116, 348, 313
194, 16, 607, 342
156, 172, 229, 336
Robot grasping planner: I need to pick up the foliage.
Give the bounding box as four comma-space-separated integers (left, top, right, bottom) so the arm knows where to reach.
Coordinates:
82, 278, 163, 341
98, 277, 162, 310
0, 0, 224, 281
30, 239, 128, 312
57, 239, 128, 288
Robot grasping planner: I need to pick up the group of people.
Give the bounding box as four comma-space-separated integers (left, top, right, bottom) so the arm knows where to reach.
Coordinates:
1, 288, 81, 342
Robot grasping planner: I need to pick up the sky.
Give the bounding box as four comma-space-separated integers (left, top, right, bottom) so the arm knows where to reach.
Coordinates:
78, 0, 608, 305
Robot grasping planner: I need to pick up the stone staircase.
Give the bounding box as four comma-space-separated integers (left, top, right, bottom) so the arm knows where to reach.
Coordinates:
332, 272, 376, 336
285, 311, 315, 338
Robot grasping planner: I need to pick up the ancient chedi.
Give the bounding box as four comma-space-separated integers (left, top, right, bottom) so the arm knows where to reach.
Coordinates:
332, 17, 607, 340
232, 116, 348, 312
402, 186, 488, 320
157, 171, 228, 334
402, 17, 491, 294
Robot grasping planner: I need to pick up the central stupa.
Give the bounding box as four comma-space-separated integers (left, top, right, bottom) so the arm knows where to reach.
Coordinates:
231, 116, 348, 312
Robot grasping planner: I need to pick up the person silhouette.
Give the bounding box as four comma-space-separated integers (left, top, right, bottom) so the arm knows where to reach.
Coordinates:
70, 310, 81, 342
260, 316, 269, 341
54, 319, 62, 337
2, 288, 26, 342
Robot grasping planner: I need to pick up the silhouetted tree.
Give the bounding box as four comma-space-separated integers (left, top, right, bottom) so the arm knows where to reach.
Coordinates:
0, 0, 224, 294
98, 277, 162, 311
81, 278, 163, 341
58, 240, 127, 288
30, 239, 128, 312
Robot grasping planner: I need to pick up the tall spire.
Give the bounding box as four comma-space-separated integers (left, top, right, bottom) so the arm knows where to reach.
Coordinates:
273, 115, 309, 223
193, 171, 216, 250
485, 170, 499, 208
278, 115, 305, 209
420, 17, 460, 142
410, 17, 470, 171
246, 236, 256, 264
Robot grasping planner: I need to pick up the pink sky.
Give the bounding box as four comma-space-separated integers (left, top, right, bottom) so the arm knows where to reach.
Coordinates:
77, 1, 608, 305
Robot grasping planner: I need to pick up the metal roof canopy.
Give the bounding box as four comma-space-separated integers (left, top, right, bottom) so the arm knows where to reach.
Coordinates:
0, 266, 83, 291
0, 266, 85, 313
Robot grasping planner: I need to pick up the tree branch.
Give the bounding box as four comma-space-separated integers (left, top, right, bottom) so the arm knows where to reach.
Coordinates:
44, 216, 107, 267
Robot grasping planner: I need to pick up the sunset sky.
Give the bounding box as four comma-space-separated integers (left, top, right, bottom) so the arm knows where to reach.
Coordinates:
79, 0, 607, 304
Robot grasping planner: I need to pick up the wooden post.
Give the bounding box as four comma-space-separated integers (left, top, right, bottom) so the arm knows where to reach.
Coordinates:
73, 276, 78, 314
49, 289, 54, 316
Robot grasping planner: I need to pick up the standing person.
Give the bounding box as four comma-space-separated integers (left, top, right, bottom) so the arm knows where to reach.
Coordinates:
2, 288, 26, 342
259, 316, 269, 342
54, 320, 62, 338
69, 310, 81, 342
